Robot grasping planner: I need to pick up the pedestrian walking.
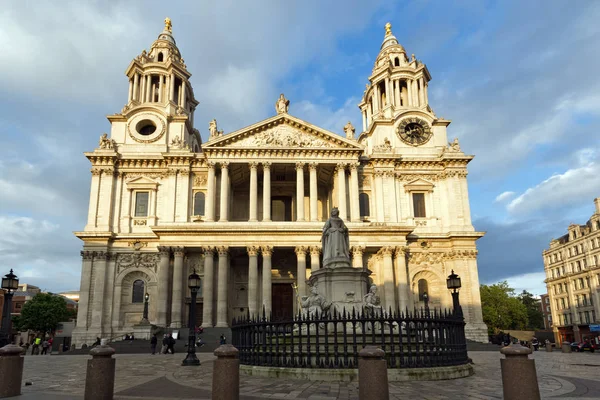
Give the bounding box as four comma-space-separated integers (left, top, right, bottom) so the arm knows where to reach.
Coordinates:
167, 333, 176, 354
161, 334, 168, 354
151, 334, 158, 355
220, 334, 226, 345
41, 339, 50, 355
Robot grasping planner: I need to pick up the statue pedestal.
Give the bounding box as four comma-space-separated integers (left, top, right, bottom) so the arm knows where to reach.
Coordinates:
309, 267, 371, 313
132, 323, 155, 340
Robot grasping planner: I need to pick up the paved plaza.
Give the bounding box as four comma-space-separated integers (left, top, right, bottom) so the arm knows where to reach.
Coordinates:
11, 350, 600, 399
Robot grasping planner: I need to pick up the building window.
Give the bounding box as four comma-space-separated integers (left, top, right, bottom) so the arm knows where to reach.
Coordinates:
359, 193, 370, 217
418, 279, 428, 301
412, 193, 426, 218
135, 192, 150, 217
158, 52, 164, 62
194, 192, 206, 216
132, 280, 145, 303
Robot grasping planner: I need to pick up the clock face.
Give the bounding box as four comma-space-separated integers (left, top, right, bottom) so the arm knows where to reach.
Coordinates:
397, 118, 432, 146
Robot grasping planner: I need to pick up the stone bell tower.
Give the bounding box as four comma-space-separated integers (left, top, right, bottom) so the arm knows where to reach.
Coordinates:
106, 17, 201, 153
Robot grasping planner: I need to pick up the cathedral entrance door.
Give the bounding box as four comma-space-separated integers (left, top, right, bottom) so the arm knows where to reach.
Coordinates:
272, 283, 294, 321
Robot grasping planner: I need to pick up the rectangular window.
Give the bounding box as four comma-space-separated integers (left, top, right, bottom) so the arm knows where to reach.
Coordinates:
585, 311, 590, 324
412, 193, 426, 218
135, 192, 150, 217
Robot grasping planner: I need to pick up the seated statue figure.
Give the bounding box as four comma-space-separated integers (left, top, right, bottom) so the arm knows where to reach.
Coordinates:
363, 284, 383, 317
300, 283, 332, 318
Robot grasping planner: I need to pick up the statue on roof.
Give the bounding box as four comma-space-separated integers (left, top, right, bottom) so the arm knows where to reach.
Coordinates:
385, 22, 392, 36
209, 119, 218, 139
343, 121, 355, 139
275, 93, 290, 114
98, 133, 115, 150
448, 137, 461, 152
164, 17, 172, 33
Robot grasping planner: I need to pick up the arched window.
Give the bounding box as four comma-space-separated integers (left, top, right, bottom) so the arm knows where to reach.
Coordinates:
394, 57, 400, 67
132, 280, 145, 303
596, 221, 600, 230
418, 279, 428, 301
157, 52, 164, 62
194, 192, 205, 216
359, 193, 370, 217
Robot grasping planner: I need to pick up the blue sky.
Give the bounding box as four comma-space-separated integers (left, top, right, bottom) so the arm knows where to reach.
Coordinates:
1, 0, 600, 295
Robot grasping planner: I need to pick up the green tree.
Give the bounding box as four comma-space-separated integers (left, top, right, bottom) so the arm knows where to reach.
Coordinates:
14, 293, 71, 334
518, 290, 545, 330
480, 281, 529, 335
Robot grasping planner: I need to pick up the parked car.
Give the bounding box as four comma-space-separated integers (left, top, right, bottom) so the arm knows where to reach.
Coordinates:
570, 341, 596, 352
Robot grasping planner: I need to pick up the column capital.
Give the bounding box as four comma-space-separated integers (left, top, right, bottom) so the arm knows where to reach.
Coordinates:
247, 246, 260, 257
351, 245, 366, 256
295, 162, 305, 171
309, 246, 321, 257
374, 170, 385, 178
106, 252, 118, 262
394, 246, 409, 258
308, 162, 318, 171
173, 246, 185, 257
262, 162, 272, 169
220, 161, 230, 169
336, 162, 347, 172
81, 250, 94, 260
157, 246, 171, 256
249, 162, 259, 170
378, 246, 394, 257
349, 162, 360, 172
207, 161, 216, 169
94, 251, 108, 261
216, 246, 229, 256
295, 246, 308, 257
261, 246, 273, 257
202, 246, 215, 256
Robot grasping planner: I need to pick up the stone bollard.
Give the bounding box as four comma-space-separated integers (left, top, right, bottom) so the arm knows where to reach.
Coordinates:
212, 344, 239, 400
84, 341, 116, 400
500, 343, 540, 400
546, 343, 553, 352
561, 341, 572, 353
0, 344, 25, 398
358, 346, 389, 400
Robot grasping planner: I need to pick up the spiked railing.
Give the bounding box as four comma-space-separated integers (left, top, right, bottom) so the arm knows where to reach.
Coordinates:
231, 306, 468, 369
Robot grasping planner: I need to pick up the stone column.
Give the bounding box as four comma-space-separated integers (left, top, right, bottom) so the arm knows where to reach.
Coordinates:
261, 246, 273, 316
424, 82, 429, 105
181, 81, 187, 107
76, 251, 94, 329
406, 79, 413, 107
310, 246, 321, 273
247, 246, 259, 317
177, 170, 190, 222
145, 75, 152, 103
170, 247, 184, 328
262, 162, 271, 222
296, 162, 305, 221
362, 110, 367, 132
352, 246, 365, 269
295, 246, 308, 296
216, 246, 229, 327
413, 80, 419, 107
385, 172, 397, 222
381, 247, 396, 310
384, 78, 390, 107
349, 163, 360, 222
205, 162, 216, 221
336, 163, 347, 220
102, 253, 116, 330
395, 79, 401, 106
373, 85, 380, 113
128, 78, 133, 103
366, 103, 372, 126
139, 75, 145, 103
219, 162, 229, 222
389, 79, 395, 107
459, 172, 472, 226
374, 171, 385, 222
169, 72, 175, 102
157, 246, 171, 327
85, 170, 101, 229
90, 252, 108, 329
202, 247, 215, 327
395, 247, 409, 311
249, 162, 258, 222
132, 73, 139, 102
309, 163, 318, 222
158, 75, 164, 103
418, 77, 425, 107
111, 284, 122, 330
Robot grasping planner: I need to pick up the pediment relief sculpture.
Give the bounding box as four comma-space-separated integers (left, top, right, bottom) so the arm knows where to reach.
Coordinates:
117, 253, 159, 274
226, 124, 335, 148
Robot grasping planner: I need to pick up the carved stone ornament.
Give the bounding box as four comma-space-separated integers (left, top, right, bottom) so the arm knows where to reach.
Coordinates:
275, 93, 290, 114
127, 113, 166, 144
193, 174, 207, 187
231, 125, 334, 148
128, 240, 148, 251
117, 252, 160, 274
208, 119, 223, 140
170, 135, 189, 150
408, 251, 446, 266
133, 219, 147, 226
98, 133, 117, 150
447, 137, 461, 152
373, 137, 392, 153
343, 121, 355, 139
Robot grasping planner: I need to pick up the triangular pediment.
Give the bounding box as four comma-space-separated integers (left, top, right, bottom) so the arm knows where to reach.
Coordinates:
404, 178, 434, 192
126, 176, 160, 189
203, 114, 363, 150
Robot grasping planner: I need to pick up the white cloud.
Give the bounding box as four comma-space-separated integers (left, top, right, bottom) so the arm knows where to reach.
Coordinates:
494, 191, 515, 203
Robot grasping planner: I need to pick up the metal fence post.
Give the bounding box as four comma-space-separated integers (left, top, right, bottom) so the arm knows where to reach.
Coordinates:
0, 344, 24, 398
84, 341, 116, 400
358, 346, 389, 400
212, 344, 239, 400
500, 343, 540, 400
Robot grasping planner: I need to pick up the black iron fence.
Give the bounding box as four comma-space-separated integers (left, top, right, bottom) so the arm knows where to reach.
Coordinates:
231, 307, 468, 369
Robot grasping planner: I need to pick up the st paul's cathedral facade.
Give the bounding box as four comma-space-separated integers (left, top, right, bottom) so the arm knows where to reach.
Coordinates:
73, 20, 488, 345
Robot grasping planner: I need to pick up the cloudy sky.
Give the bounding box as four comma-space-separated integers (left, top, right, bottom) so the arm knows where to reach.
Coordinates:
1, 0, 599, 295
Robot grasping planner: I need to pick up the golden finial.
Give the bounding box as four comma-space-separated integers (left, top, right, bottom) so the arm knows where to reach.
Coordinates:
164, 17, 172, 33
385, 22, 392, 36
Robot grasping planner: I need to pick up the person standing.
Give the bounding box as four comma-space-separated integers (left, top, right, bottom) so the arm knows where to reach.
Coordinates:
41, 339, 49, 355
219, 334, 226, 345
161, 334, 168, 354
167, 334, 176, 354
150, 334, 158, 355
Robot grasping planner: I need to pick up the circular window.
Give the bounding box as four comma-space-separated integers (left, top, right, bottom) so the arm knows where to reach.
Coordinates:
136, 120, 157, 136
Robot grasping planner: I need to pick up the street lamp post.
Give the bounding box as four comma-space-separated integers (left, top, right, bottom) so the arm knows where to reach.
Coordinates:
0, 269, 19, 348
141, 293, 150, 324
182, 269, 201, 366
446, 270, 462, 317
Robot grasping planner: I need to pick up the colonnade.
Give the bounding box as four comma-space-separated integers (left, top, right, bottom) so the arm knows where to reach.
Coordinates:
127, 72, 188, 108
204, 162, 362, 222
